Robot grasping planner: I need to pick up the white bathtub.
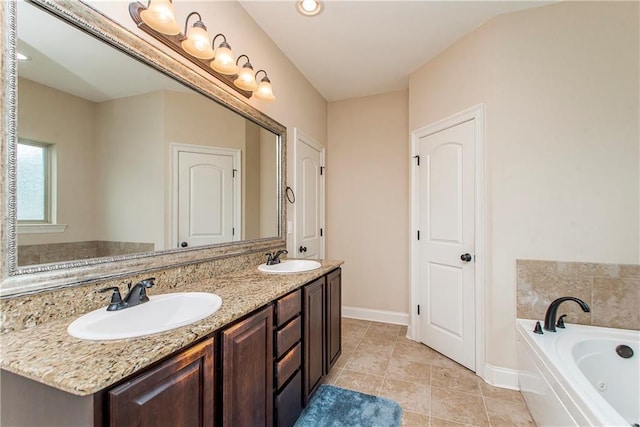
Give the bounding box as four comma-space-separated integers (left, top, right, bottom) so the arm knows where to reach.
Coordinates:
516, 318, 639, 426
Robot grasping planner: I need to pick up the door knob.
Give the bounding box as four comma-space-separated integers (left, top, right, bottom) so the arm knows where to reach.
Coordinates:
180, 241, 188, 248
460, 253, 472, 262
299, 246, 307, 253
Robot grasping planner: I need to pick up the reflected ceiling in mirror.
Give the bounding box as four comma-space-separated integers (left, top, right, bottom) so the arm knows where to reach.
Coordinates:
1, 0, 286, 295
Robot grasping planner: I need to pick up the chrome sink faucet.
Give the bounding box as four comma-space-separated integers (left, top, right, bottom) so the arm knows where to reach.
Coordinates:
98, 278, 156, 311
543, 296, 590, 332
265, 250, 288, 265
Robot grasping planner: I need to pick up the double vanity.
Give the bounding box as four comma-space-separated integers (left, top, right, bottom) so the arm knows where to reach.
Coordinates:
1, 260, 343, 426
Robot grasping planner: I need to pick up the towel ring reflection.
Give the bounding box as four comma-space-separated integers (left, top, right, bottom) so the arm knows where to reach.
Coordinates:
286, 186, 296, 204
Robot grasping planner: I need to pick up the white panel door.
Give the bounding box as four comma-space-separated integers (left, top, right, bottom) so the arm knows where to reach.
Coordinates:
178, 150, 236, 248
418, 119, 476, 370
295, 130, 324, 259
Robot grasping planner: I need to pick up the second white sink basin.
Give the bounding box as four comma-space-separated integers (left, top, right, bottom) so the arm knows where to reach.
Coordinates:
67, 292, 222, 341
258, 259, 322, 273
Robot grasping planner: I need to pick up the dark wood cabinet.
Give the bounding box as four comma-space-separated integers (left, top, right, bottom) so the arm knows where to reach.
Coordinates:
303, 268, 342, 404
221, 305, 273, 427
273, 289, 304, 427
102, 268, 341, 427
303, 277, 326, 403
326, 268, 342, 372
108, 337, 215, 427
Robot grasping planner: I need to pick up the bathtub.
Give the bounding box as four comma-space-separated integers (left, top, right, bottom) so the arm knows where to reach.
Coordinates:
516, 318, 639, 426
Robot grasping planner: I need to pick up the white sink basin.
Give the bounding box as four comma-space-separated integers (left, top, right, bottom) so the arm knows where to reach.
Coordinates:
258, 259, 322, 273
67, 292, 222, 340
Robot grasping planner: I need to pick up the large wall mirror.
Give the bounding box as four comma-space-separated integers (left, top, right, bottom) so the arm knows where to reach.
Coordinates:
0, 0, 287, 296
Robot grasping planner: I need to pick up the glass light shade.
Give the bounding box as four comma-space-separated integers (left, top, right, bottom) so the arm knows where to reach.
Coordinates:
181, 24, 215, 59
255, 78, 276, 102
140, 0, 180, 35
210, 43, 239, 75
234, 65, 258, 92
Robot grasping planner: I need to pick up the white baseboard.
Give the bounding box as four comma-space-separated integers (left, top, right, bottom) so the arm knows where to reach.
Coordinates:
483, 363, 519, 390
342, 306, 409, 326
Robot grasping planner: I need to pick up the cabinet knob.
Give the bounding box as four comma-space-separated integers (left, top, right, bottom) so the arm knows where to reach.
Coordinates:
180, 241, 188, 248
299, 246, 307, 253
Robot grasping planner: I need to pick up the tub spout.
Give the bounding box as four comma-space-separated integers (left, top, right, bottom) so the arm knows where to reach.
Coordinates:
543, 296, 590, 332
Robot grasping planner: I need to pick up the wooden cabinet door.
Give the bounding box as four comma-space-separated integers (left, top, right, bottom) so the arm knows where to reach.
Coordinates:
108, 337, 214, 427
326, 268, 342, 372
221, 305, 273, 427
303, 277, 325, 403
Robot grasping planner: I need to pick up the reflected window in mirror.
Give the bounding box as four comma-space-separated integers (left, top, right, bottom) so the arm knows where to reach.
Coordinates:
17, 139, 52, 223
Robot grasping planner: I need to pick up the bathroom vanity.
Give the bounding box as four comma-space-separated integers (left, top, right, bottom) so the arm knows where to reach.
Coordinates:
1, 263, 342, 427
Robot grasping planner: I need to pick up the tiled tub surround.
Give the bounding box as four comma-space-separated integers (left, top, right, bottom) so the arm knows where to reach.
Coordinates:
517, 260, 640, 330
18, 241, 155, 266
0, 256, 343, 396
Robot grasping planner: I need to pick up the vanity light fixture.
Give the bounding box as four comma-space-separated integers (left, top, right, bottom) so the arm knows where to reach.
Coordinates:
210, 34, 239, 75
129, 1, 275, 101
139, 0, 180, 35
254, 70, 276, 102
296, 0, 324, 17
233, 55, 258, 92
181, 12, 215, 59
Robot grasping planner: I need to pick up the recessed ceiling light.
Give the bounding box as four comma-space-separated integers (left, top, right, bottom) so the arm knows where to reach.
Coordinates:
296, 0, 323, 17
17, 52, 31, 61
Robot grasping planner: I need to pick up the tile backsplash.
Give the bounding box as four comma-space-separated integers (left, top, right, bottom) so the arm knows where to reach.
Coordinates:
517, 259, 640, 330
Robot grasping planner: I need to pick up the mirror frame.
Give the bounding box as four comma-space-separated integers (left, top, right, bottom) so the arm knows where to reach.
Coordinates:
0, 0, 287, 297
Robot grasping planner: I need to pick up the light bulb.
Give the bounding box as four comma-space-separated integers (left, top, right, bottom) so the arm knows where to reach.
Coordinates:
140, 0, 180, 35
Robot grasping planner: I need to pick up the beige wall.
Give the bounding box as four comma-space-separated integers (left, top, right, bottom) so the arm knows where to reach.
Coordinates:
95, 91, 166, 248
17, 78, 99, 246
327, 90, 409, 313
410, 1, 639, 369
260, 128, 278, 238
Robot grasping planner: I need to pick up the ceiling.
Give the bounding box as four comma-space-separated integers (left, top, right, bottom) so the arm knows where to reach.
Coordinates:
17, 0, 187, 103
239, 1, 548, 102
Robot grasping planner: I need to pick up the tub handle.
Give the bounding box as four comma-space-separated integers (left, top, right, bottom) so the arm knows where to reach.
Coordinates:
556, 314, 567, 329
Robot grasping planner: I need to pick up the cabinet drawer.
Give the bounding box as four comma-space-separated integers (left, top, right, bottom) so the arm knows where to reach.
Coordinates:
275, 342, 301, 390
276, 316, 301, 358
275, 290, 301, 326
275, 370, 303, 427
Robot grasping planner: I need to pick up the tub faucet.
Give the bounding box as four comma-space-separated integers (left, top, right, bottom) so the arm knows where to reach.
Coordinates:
543, 296, 590, 332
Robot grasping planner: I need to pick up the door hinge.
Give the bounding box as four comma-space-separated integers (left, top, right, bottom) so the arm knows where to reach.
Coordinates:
320, 166, 325, 176
417, 230, 420, 240
417, 304, 421, 315
413, 155, 420, 166
320, 228, 323, 237
232, 169, 237, 178
232, 227, 235, 236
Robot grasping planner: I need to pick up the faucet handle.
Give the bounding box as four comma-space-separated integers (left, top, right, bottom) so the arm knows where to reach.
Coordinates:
556, 314, 567, 329
98, 286, 124, 311
139, 277, 156, 288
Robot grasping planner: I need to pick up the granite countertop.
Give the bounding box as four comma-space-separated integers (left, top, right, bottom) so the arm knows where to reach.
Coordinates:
0, 260, 343, 396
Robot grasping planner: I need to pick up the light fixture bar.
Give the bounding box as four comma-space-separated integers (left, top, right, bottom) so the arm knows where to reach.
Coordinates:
129, 2, 252, 98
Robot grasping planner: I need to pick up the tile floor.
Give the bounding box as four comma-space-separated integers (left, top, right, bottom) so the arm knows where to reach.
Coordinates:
322, 318, 536, 426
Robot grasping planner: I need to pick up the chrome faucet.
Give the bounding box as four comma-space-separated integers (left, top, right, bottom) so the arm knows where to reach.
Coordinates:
98, 278, 155, 311
543, 296, 590, 332
265, 250, 288, 265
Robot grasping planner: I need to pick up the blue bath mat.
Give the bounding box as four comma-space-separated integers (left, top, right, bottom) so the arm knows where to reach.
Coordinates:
294, 384, 403, 427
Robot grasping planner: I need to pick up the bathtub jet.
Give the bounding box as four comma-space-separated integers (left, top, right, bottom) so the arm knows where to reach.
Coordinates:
517, 319, 640, 426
